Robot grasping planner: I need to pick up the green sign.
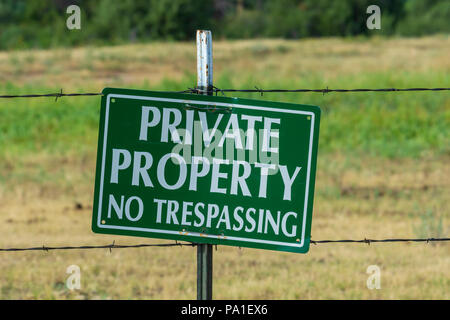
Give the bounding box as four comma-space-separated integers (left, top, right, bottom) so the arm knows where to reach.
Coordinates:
92, 88, 320, 253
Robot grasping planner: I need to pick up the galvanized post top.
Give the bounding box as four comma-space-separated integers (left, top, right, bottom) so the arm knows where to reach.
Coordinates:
196, 30, 213, 93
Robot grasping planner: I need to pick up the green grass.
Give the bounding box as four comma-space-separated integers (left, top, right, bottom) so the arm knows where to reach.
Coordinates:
1, 71, 448, 159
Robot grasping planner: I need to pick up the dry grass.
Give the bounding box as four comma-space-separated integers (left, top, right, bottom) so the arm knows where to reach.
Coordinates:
0, 36, 449, 89
0, 152, 448, 299
0, 36, 449, 299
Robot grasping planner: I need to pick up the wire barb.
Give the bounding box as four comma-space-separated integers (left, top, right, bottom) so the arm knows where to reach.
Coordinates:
254, 86, 263, 96
109, 240, 115, 253
212, 86, 225, 96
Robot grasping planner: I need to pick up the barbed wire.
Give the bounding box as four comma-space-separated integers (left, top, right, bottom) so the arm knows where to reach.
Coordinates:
0, 86, 449, 100
0, 241, 196, 252
0, 237, 448, 253
310, 237, 450, 245
196, 86, 450, 96
0, 91, 102, 100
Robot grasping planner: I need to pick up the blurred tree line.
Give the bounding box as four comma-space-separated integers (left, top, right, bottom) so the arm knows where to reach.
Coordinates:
0, 0, 448, 49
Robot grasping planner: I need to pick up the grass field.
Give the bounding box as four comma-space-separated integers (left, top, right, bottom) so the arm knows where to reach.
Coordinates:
0, 36, 449, 299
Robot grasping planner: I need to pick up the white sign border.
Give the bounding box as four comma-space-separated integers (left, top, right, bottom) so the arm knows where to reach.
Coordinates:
96, 93, 316, 249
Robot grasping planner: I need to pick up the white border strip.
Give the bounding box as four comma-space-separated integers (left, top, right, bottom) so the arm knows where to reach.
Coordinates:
96, 93, 315, 248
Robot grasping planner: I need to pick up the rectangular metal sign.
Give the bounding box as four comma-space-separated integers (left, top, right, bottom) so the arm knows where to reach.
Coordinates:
92, 88, 320, 253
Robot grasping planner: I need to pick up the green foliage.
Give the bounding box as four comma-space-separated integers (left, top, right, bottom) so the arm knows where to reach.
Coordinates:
0, 0, 448, 50
397, 0, 450, 36
84, 0, 213, 41
221, 9, 267, 38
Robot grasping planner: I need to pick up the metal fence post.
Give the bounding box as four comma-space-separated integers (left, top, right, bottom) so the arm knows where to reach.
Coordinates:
196, 29, 213, 300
